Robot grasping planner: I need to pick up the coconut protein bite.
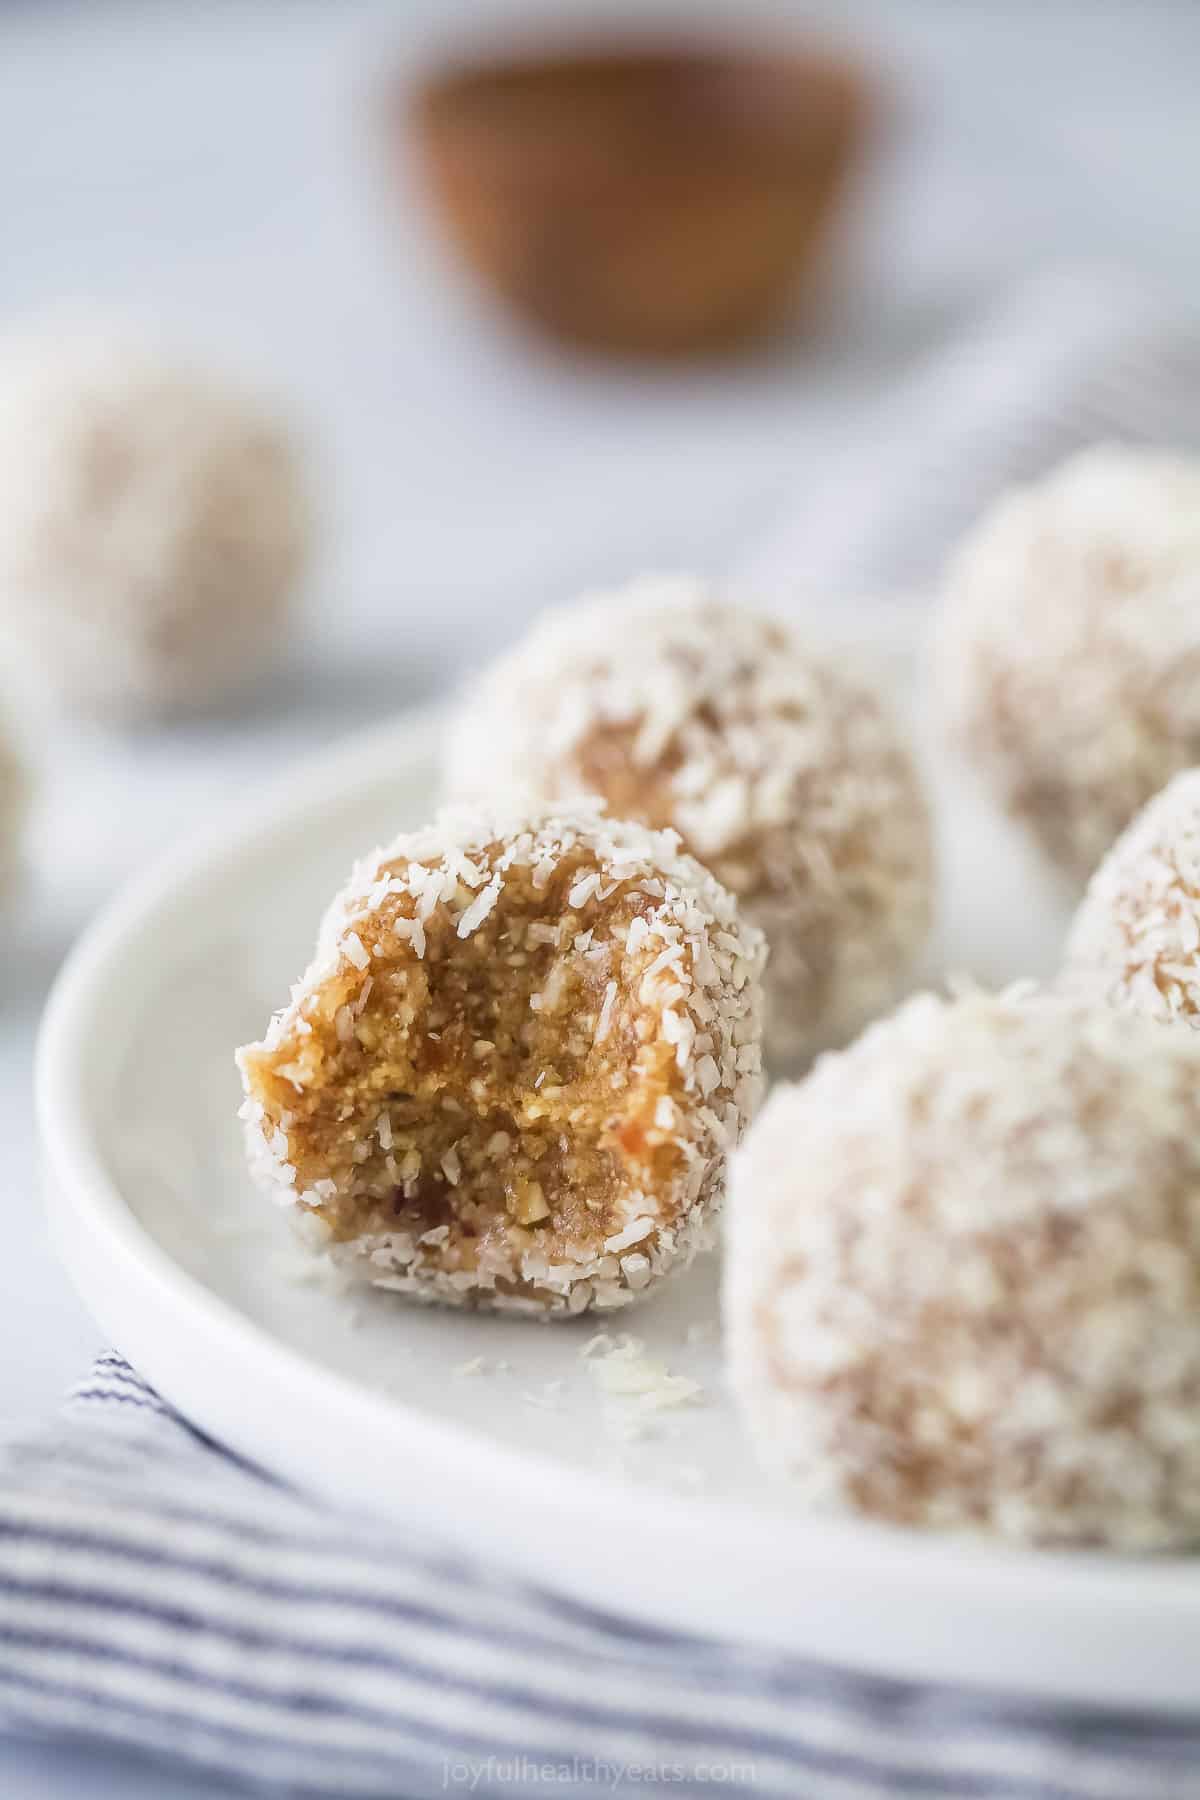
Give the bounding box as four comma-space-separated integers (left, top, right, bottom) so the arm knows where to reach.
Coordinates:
727, 988, 1200, 1549
0, 318, 313, 719
935, 444, 1200, 885
238, 804, 766, 1315
445, 576, 933, 1066
1065, 768, 1200, 1024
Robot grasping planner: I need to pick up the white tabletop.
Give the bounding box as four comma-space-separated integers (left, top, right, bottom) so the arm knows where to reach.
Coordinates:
1, 1, 1198, 1792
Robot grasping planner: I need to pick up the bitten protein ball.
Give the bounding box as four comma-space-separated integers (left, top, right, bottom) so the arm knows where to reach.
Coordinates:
726, 988, 1200, 1548
444, 576, 933, 1065
238, 803, 766, 1315
935, 444, 1200, 884
1065, 768, 1200, 1023
0, 321, 313, 718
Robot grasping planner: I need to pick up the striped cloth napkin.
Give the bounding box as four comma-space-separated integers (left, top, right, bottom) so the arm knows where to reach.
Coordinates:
8, 270, 1200, 1797
0, 1355, 1198, 1799
734, 266, 1200, 607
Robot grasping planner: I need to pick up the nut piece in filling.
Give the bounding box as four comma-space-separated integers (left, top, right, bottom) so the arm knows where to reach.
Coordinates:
238, 804, 766, 1316
444, 574, 933, 1067
1065, 768, 1200, 1024
934, 443, 1200, 885
726, 987, 1200, 1548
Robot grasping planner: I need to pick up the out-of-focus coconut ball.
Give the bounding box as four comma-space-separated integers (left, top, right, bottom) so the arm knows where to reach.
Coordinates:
0, 712, 28, 893
1064, 768, 1200, 1023
0, 320, 314, 719
726, 987, 1200, 1549
443, 575, 934, 1066
934, 444, 1200, 885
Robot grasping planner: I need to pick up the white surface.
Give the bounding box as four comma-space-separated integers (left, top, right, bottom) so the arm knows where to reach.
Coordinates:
4, 0, 1200, 1789
45, 679, 1200, 1715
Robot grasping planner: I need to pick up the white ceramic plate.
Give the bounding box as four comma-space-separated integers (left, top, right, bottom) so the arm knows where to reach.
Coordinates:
37, 644, 1200, 1716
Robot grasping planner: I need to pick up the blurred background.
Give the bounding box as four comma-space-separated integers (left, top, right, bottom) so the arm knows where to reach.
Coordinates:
1, 0, 1199, 1431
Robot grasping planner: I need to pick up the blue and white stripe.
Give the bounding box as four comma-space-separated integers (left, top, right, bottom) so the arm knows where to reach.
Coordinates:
0, 1358, 1195, 1799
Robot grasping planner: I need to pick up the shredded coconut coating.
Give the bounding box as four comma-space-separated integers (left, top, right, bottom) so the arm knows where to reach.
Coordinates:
935, 444, 1200, 884
1065, 768, 1200, 1024
238, 802, 766, 1316
444, 574, 933, 1065
0, 318, 313, 719
726, 987, 1200, 1549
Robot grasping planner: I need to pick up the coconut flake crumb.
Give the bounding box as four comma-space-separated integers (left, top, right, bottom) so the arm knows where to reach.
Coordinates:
440, 1146, 462, 1187
595, 979, 618, 1044
522, 1380, 566, 1412
567, 871, 601, 909
603, 1216, 656, 1254
457, 874, 502, 938
586, 1334, 705, 1445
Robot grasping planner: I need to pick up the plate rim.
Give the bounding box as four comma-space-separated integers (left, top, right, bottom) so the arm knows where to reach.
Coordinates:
35, 702, 1200, 1714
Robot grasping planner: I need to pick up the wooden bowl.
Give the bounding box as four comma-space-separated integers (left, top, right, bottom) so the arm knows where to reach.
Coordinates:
406, 40, 872, 357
